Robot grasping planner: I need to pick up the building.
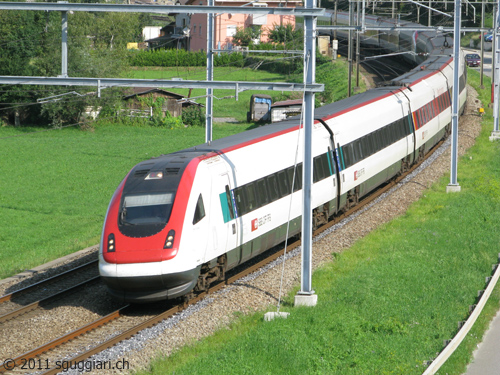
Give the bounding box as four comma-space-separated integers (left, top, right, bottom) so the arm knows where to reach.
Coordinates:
185, 0, 300, 52
122, 88, 202, 118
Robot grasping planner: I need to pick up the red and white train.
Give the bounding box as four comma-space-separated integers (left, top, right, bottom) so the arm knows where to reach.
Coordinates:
99, 18, 467, 302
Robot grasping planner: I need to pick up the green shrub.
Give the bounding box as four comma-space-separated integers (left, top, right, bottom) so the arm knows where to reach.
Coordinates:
182, 105, 205, 127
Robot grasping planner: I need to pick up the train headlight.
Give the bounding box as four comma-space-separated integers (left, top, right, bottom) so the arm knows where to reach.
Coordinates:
107, 233, 116, 253
164, 230, 175, 249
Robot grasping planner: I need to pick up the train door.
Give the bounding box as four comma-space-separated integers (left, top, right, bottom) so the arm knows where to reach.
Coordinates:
395, 88, 416, 164
215, 172, 239, 268
315, 118, 342, 213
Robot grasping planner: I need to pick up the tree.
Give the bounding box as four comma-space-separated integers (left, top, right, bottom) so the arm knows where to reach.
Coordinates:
232, 26, 261, 47
267, 24, 303, 49
0, 9, 146, 127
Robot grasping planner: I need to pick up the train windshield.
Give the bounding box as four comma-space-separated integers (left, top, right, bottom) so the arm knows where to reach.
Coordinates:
121, 193, 174, 226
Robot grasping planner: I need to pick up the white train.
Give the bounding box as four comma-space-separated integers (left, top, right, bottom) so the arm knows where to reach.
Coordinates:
99, 17, 467, 302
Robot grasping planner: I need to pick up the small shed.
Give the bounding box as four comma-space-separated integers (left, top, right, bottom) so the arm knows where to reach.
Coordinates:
271, 99, 303, 123
123, 88, 187, 117
247, 94, 272, 122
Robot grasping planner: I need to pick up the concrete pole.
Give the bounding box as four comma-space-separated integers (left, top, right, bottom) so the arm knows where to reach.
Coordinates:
294, 0, 317, 308
206, 0, 214, 142
447, 0, 461, 192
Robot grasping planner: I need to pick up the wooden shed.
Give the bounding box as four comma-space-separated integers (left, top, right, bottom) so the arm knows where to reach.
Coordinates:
123, 88, 186, 117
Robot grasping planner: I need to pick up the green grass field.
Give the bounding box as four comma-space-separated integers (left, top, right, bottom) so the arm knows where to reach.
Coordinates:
133, 71, 500, 375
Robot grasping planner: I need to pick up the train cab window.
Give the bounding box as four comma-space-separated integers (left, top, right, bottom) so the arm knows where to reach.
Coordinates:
267, 174, 280, 202
121, 193, 174, 226
193, 194, 206, 225
256, 178, 269, 206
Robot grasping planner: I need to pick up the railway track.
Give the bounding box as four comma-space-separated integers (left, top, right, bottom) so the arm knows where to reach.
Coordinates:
0, 135, 446, 375
0, 261, 98, 321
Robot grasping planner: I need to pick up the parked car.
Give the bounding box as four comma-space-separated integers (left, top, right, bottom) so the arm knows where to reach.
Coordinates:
484, 32, 493, 42
465, 53, 481, 67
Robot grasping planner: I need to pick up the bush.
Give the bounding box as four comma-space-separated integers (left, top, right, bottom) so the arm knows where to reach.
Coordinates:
182, 105, 205, 127
128, 49, 244, 68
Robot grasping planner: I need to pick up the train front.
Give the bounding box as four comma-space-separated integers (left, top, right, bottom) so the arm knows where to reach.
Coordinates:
99, 155, 201, 303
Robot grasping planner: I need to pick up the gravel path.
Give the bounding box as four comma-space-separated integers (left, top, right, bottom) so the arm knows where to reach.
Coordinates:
0, 87, 483, 375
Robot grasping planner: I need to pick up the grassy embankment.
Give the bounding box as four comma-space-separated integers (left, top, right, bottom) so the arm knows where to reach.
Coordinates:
135, 70, 500, 375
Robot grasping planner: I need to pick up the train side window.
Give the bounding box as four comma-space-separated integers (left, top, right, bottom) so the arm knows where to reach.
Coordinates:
313, 155, 329, 182
296, 164, 303, 191
256, 178, 269, 206
193, 194, 206, 225
356, 139, 364, 161
233, 186, 247, 216
342, 144, 353, 168
267, 174, 279, 202
277, 170, 290, 197
313, 156, 320, 183
320, 153, 331, 178
245, 183, 257, 212
287, 165, 302, 192
225, 185, 234, 219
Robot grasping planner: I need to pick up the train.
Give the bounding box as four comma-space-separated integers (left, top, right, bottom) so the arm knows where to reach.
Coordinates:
99, 15, 467, 303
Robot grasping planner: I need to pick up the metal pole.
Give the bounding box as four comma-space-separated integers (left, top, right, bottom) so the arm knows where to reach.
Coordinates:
480, 0, 485, 89
447, 0, 461, 192
60, 2, 68, 78
492, 0, 500, 139
428, 0, 432, 26
206, 0, 214, 143
295, 0, 317, 308
356, 0, 360, 88
348, 0, 353, 97
494, 4, 497, 97
333, 0, 338, 41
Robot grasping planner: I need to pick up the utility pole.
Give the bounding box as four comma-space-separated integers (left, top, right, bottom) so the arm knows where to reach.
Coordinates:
480, 0, 485, 89
348, 0, 353, 97
446, 0, 461, 193
59, 1, 68, 78
206, 0, 214, 143
491, 0, 500, 140
294, 0, 318, 308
